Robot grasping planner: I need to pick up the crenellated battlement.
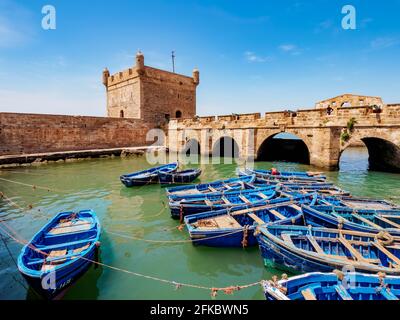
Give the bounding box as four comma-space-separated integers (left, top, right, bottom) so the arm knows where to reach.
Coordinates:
107, 67, 139, 87
103, 52, 199, 123
168, 102, 400, 171
105, 65, 197, 88
171, 103, 400, 129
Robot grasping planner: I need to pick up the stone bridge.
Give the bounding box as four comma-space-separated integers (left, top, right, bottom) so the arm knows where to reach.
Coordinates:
167, 104, 400, 172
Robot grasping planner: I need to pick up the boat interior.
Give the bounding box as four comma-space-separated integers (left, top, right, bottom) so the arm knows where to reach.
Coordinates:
22, 212, 98, 272
269, 227, 400, 268
288, 280, 400, 300
190, 205, 302, 231
310, 206, 400, 230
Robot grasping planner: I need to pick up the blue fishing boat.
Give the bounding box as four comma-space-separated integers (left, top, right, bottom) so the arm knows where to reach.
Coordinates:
184, 194, 317, 247
255, 179, 333, 187
302, 205, 400, 235
166, 175, 257, 198
169, 186, 278, 219
17, 210, 101, 299
159, 168, 202, 185
322, 196, 400, 211
263, 272, 400, 300
282, 184, 350, 196
256, 224, 400, 275
239, 168, 326, 182
120, 162, 178, 187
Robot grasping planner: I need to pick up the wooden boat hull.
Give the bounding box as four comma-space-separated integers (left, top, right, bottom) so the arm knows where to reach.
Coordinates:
263, 272, 400, 300
21, 247, 98, 299
169, 186, 278, 219
189, 226, 259, 247
166, 175, 256, 197
159, 169, 202, 185
239, 168, 326, 182
256, 225, 400, 276
184, 194, 317, 247
120, 162, 178, 187
322, 196, 400, 211
302, 205, 400, 236
121, 174, 159, 187
17, 210, 101, 299
186, 214, 304, 247
281, 184, 349, 196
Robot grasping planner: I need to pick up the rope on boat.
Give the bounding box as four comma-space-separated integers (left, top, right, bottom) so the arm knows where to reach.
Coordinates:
179, 205, 184, 224
241, 225, 249, 248
0, 222, 262, 298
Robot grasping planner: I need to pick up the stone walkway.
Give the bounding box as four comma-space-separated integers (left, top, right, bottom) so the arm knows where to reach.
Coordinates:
0, 146, 167, 168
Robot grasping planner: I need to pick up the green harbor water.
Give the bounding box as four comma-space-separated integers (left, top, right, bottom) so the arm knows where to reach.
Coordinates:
1, 147, 400, 300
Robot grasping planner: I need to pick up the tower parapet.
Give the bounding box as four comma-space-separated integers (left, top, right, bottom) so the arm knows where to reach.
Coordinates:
136, 51, 145, 75
102, 68, 110, 86
193, 68, 200, 85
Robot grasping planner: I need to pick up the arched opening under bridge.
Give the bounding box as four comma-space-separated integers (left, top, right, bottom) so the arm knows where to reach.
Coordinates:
257, 133, 310, 164
340, 137, 400, 173
212, 136, 240, 159
184, 139, 201, 156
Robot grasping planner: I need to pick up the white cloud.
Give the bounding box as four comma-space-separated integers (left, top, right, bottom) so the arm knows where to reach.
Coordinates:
279, 44, 296, 52
244, 51, 271, 63
360, 18, 373, 28
279, 44, 302, 55
370, 37, 400, 50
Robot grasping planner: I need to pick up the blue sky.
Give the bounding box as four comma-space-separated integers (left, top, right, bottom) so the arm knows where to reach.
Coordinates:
1, 0, 400, 116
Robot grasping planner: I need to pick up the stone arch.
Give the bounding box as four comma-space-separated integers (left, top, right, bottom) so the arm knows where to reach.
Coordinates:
212, 136, 240, 158
210, 129, 244, 157
362, 137, 400, 172
256, 132, 311, 164
340, 130, 400, 172
183, 138, 201, 156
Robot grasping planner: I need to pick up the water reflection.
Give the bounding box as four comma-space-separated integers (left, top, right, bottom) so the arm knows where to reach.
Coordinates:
339, 146, 369, 172
1, 150, 400, 300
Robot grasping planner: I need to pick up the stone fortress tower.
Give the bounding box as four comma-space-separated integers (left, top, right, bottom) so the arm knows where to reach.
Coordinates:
103, 52, 199, 126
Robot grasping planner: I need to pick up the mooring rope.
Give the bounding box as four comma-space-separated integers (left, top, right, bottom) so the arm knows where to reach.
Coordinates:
0, 177, 68, 193
0, 190, 50, 221
0, 189, 167, 223
106, 228, 246, 244
0, 221, 262, 298
0, 174, 291, 297
0, 170, 44, 176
